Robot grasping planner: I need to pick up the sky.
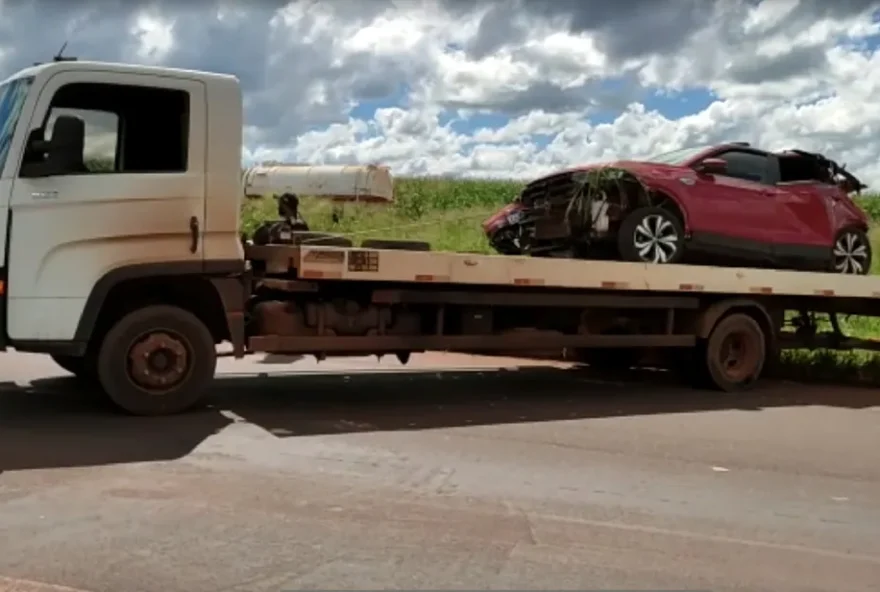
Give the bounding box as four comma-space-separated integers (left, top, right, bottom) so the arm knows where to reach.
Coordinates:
1, 0, 880, 184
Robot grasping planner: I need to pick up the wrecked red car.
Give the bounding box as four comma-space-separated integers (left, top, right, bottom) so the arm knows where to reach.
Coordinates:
482, 142, 871, 274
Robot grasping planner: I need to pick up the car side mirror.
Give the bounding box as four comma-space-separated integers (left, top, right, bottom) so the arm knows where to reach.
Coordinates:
695, 157, 727, 175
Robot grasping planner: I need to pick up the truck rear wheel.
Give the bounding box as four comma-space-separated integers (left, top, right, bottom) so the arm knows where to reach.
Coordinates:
703, 312, 766, 392
96, 305, 217, 416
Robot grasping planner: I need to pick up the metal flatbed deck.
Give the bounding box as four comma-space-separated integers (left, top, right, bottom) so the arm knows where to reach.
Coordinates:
247, 244, 880, 300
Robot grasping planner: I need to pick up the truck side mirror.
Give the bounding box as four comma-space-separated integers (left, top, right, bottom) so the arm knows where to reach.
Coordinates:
20, 115, 87, 178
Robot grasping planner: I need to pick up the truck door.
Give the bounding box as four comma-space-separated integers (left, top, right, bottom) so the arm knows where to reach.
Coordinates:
0, 75, 35, 348
5, 70, 207, 342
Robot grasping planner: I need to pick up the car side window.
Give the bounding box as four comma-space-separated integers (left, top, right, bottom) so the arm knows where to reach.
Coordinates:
713, 150, 770, 184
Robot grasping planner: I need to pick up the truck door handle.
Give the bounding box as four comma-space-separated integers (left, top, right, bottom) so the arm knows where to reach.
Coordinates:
189, 216, 199, 254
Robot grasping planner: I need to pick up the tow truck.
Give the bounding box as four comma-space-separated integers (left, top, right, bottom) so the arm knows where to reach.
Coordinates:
1, 57, 879, 415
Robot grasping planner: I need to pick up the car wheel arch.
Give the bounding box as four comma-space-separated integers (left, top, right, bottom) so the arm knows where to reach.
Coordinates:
848, 222, 870, 234
643, 187, 691, 233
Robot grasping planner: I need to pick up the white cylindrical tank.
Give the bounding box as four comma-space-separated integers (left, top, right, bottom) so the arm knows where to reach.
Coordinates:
242, 163, 394, 203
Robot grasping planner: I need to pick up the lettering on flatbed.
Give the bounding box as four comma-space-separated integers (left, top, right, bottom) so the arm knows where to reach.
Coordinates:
303, 249, 346, 265
349, 249, 379, 272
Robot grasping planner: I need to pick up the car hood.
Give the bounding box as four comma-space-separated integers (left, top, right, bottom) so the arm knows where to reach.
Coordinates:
564, 160, 689, 180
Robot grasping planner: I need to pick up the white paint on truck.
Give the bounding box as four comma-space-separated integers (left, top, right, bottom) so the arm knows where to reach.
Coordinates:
0, 61, 243, 340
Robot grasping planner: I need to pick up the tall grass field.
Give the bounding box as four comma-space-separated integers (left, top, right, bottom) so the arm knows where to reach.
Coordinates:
241, 177, 880, 385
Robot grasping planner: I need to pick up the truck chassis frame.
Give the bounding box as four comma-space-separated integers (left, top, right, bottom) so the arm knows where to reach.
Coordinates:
10, 243, 880, 416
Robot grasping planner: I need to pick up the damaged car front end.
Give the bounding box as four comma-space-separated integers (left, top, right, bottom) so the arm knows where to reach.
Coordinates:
484, 164, 673, 260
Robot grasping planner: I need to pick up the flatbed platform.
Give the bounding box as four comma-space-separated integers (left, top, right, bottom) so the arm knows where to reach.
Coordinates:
247, 244, 880, 301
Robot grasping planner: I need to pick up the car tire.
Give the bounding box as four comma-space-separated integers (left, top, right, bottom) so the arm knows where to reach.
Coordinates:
617, 206, 685, 264
832, 228, 872, 275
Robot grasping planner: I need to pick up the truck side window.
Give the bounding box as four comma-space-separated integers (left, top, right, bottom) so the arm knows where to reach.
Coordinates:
714, 150, 770, 184
24, 82, 190, 176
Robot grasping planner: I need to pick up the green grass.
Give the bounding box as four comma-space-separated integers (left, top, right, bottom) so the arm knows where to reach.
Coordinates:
242, 178, 880, 385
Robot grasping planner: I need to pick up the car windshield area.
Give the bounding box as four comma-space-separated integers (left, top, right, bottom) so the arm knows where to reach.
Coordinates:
644, 145, 714, 166
0, 76, 34, 176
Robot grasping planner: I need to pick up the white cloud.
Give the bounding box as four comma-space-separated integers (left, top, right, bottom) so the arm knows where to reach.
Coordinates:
2, 0, 880, 187
131, 11, 174, 63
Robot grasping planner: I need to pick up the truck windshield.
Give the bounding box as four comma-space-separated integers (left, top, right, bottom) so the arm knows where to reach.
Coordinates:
0, 76, 34, 176
644, 145, 712, 165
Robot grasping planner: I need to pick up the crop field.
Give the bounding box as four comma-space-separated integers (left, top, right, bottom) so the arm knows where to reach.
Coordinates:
241, 177, 880, 385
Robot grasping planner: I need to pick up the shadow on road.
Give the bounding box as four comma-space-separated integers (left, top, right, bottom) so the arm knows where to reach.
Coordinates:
0, 365, 877, 473
0, 377, 233, 473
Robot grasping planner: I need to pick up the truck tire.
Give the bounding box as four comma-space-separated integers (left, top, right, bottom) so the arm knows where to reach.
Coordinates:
51, 353, 97, 382
702, 312, 766, 392
96, 305, 217, 416
360, 239, 431, 251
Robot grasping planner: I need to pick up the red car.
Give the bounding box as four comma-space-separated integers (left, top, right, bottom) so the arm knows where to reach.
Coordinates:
483, 142, 871, 274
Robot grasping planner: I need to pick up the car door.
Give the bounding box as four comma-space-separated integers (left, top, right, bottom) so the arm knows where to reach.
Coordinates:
769, 182, 833, 247
687, 149, 784, 262
5, 69, 206, 342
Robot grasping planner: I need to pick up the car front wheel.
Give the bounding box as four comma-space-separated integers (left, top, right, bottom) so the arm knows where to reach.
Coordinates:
617, 206, 685, 264
832, 228, 872, 275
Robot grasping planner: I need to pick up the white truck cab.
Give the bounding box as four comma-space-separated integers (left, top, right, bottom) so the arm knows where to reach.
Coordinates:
0, 59, 246, 346
0, 58, 252, 413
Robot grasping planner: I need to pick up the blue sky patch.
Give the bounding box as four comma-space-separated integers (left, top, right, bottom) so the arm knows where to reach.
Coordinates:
350, 84, 410, 120
642, 88, 717, 120
449, 110, 509, 135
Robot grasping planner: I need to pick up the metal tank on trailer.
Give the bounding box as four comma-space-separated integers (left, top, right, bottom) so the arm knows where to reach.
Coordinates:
242, 163, 395, 203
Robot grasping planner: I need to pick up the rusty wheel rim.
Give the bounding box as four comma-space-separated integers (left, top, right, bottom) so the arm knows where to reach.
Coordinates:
716, 329, 760, 383
126, 330, 193, 394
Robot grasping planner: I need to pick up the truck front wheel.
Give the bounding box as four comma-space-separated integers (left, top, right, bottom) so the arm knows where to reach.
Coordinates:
96, 305, 217, 416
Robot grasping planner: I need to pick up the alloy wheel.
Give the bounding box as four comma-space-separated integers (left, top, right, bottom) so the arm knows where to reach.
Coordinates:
632, 214, 680, 263
833, 231, 870, 274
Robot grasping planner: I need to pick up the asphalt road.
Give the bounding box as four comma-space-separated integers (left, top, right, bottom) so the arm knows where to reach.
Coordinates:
0, 350, 878, 592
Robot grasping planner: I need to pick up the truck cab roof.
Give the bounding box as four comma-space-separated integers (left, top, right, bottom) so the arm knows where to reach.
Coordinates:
1, 59, 240, 87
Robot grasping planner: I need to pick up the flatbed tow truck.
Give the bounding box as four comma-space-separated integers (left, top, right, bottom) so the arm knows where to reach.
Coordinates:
1, 58, 879, 415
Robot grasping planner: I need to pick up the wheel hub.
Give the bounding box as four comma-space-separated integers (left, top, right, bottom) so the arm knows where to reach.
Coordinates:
128, 332, 190, 392
833, 232, 869, 274
717, 332, 756, 382
633, 214, 679, 263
